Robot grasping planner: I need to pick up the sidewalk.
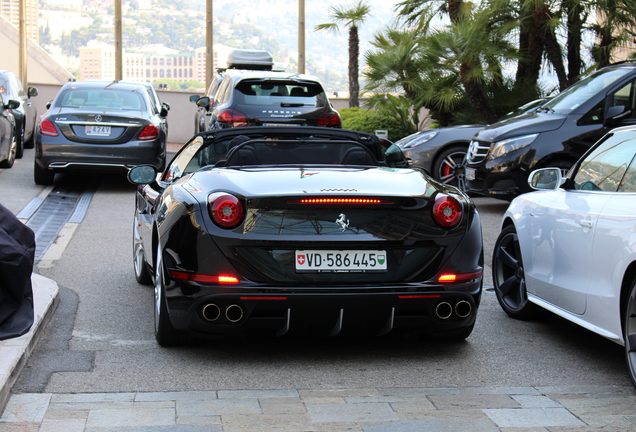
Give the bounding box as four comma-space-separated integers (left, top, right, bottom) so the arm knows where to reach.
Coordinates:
0, 274, 58, 415
1, 277, 636, 431
1, 385, 635, 431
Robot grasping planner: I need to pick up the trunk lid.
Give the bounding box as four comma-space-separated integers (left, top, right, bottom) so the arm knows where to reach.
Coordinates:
50, 109, 149, 143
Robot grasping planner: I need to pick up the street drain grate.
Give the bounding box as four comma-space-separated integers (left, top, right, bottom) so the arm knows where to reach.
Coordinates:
25, 186, 93, 261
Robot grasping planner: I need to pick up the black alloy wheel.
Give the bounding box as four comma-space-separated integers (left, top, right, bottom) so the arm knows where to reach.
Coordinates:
625, 279, 636, 387
433, 146, 467, 187
0, 134, 17, 168
492, 225, 538, 319
132, 213, 152, 285
154, 244, 180, 346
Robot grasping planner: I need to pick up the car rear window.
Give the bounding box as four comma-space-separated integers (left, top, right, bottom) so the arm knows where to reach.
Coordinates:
234, 80, 328, 108
57, 89, 147, 111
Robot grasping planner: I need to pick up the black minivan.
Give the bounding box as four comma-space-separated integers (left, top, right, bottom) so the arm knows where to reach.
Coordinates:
464, 62, 636, 200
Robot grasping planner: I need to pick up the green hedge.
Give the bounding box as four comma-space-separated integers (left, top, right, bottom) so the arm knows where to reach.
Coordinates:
340, 107, 414, 142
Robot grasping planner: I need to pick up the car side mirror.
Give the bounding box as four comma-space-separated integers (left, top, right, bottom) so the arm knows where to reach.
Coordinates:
6, 99, 20, 110
528, 167, 564, 191
196, 96, 211, 109
162, 102, 170, 111
46, 101, 52, 110
128, 165, 158, 185
606, 105, 631, 125
27, 87, 38, 98
189, 94, 201, 103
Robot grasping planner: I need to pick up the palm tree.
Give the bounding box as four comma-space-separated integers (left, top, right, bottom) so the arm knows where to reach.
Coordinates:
316, 1, 371, 107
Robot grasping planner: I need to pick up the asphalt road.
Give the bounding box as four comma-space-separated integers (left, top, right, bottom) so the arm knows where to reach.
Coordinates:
1, 149, 630, 395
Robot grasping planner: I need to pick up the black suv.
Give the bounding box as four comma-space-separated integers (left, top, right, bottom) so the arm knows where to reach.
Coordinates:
194, 70, 341, 130
464, 62, 636, 200
0, 70, 38, 158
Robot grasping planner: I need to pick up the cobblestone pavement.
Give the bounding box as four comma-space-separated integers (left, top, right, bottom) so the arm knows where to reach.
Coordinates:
1, 385, 636, 431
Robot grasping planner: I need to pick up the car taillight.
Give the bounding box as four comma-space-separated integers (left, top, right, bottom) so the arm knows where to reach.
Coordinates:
316, 112, 341, 127
437, 271, 482, 283
208, 192, 245, 228
138, 124, 159, 140
217, 109, 248, 127
290, 197, 393, 205
40, 118, 58, 137
432, 194, 463, 228
169, 271, 240, 284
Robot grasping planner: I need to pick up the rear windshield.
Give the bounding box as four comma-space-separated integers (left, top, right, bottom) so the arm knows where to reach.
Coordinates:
234, 80, 328, 108
56, 88, 147, 111
543, 68, 633, 114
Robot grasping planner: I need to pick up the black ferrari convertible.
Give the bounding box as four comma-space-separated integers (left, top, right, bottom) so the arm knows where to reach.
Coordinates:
128, 127, 483, 345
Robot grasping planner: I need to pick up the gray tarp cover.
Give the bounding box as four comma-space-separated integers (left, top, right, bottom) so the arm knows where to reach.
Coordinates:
0, 203, 35, 340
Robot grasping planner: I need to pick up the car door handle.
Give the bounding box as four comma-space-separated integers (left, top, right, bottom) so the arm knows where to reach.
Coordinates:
579, 218, 593, 229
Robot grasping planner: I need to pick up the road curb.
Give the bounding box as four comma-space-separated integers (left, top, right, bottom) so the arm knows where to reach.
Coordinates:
0, 274, 59, 415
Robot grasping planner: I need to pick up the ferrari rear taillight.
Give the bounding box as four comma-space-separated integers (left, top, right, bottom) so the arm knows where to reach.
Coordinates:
432, 194, 463, 228
217, 109, 248, 127
40, 118, 58, 137
208, 192, 245, 228
138, 124, 159, 140
316, 112, 341, 127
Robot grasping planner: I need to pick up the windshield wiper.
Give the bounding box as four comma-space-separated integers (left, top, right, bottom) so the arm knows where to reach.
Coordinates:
281, 103, 305, 107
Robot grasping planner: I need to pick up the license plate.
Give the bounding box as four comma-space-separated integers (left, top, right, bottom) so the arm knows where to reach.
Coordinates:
465, 167, 476, 181
295, 250, 387, 272
85, 125, 111, 136
262, 122, 298, 127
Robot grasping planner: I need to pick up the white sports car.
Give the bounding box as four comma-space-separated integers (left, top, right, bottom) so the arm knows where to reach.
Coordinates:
492, 125, 636, 387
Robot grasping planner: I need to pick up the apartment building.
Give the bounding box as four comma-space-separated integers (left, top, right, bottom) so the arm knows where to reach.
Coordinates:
0, 0, 38, 43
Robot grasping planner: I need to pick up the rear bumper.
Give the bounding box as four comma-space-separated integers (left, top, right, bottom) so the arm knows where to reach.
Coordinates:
35, 135, 165, 172
165, 281, 482, 337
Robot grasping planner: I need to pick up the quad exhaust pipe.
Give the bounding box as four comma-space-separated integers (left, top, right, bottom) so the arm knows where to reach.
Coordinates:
435, 302, 453, 320
455, 300, 472, 318
434, 300, 472, 319
201, 303, 245, 323
202, 303, 221, 322
225, 304, 244, 323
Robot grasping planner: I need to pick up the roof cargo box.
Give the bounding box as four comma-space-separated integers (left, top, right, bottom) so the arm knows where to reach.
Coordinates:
227, 49, 273, 71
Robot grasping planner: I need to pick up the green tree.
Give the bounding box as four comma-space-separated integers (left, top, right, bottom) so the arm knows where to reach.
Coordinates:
316, 1, 371, 108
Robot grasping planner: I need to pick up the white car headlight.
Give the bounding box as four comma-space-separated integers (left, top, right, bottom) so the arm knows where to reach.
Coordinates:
398, 130, 439, 149
489, 134, 538, 159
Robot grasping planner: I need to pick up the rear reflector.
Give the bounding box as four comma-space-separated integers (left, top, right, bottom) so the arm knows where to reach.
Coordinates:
398, 294, 443, 299
169, 271, 240, 284
40, 118, 58, 136
290, 197, 392, 205
437, 271, 482, 284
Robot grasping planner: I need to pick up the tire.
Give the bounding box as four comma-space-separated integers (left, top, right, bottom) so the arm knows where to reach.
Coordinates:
624, 279, 636, 387
15, 127, 24, 159
492, 225, 539, 319
34, 160, 55, 185
132, 213, 152, 285
154, 244, 181, 346
0, 134, 17, 168
432, 145, 467, 187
